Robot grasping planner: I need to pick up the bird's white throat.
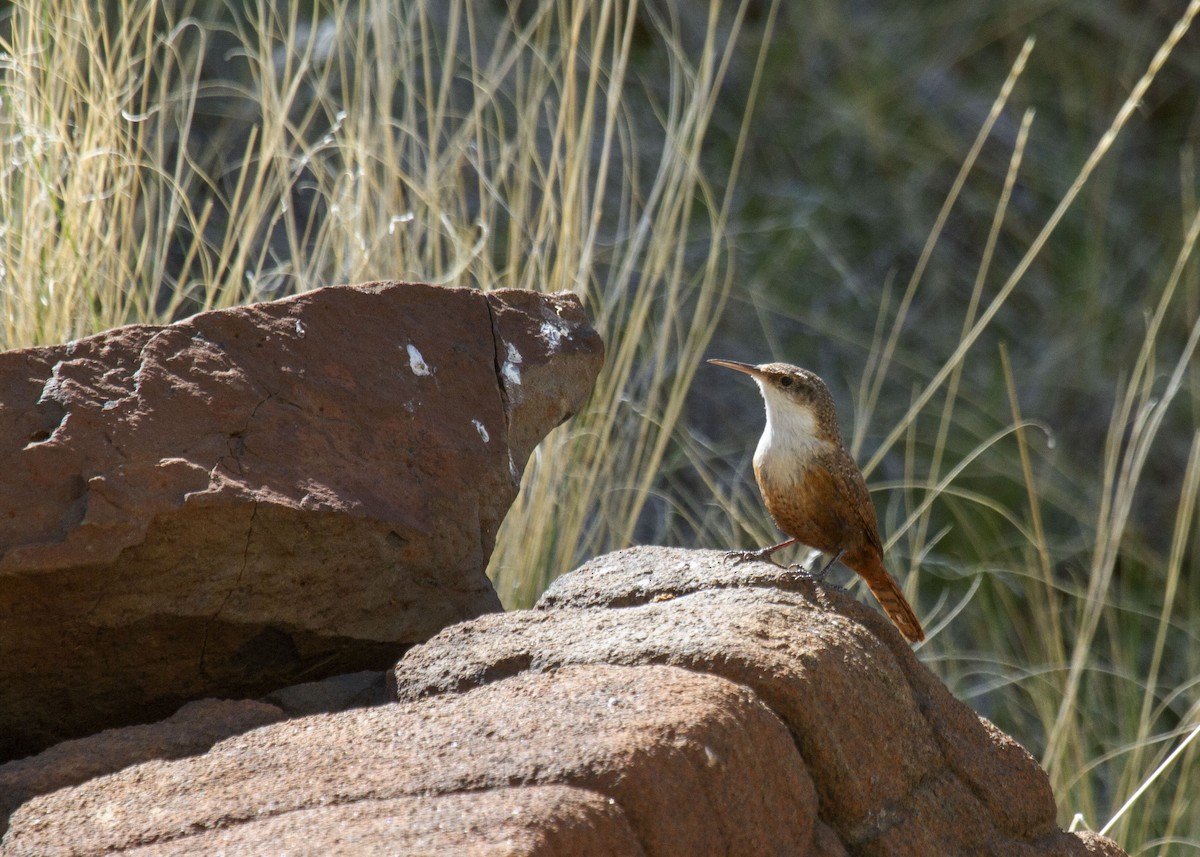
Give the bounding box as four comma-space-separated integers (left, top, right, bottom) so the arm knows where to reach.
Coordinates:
752, 379, 832, 471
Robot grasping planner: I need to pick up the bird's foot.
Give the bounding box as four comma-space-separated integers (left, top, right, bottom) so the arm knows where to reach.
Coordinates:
785, 552, 848, 592
722, 546, 781, 566
785, 560, 826, 579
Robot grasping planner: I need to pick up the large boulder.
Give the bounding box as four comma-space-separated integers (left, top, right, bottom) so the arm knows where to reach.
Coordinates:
0, 282, 603, 760
390, 547, 1125, 856
1, 548, 1128, 855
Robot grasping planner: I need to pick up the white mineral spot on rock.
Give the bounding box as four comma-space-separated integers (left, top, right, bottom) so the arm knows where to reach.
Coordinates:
501, 341, 523, 385
540, 320, 571, 351
295, 320, 306, 337
38, 366, 65, 404
406, 343, 432, 376
472, 419, 490, 443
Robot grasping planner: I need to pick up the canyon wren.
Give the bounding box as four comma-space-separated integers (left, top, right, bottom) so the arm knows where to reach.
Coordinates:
708, 359, 926, 643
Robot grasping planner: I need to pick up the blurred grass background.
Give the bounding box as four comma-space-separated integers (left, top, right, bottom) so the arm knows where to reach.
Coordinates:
1, 0, 1198, 847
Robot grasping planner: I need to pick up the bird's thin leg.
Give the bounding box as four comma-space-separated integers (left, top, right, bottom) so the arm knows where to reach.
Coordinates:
723, 537, 801, 566
788, 550, 848, 591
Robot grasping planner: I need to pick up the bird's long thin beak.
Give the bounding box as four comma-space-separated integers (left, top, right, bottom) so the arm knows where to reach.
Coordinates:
707, 358, 763, 379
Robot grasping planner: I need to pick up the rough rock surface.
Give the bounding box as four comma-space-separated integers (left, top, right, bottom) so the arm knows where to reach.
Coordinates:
120, 787, 643, 857
2, 664, 815, 856
0, 698, 283, 837
0, 282, 603, 760
389, 546, 1126, 857
261, 669, 388, 717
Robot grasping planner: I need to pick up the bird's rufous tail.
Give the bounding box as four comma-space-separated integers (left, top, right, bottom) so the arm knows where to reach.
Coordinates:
851, 555, 925, 643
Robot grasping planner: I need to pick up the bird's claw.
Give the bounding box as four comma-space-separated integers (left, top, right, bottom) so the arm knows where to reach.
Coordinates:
785, 556, 848, 592
786, 560, 829, 581
722, 547, 780, 566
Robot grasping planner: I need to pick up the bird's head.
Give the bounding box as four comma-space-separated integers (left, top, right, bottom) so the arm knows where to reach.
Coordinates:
707, 359, 841, 446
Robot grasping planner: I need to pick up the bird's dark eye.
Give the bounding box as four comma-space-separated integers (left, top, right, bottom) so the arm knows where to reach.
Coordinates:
779, 376, 794, 388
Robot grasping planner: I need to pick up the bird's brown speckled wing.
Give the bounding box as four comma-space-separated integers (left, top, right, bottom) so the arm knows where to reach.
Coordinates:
820, 446, 884, 558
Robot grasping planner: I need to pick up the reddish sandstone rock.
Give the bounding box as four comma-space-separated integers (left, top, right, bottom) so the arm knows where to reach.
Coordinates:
0, 282, 602, 760
388, 546, 1128, 857
2, 664, 816, 856
120, 787, 644, 857
0, 698, 284, 836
